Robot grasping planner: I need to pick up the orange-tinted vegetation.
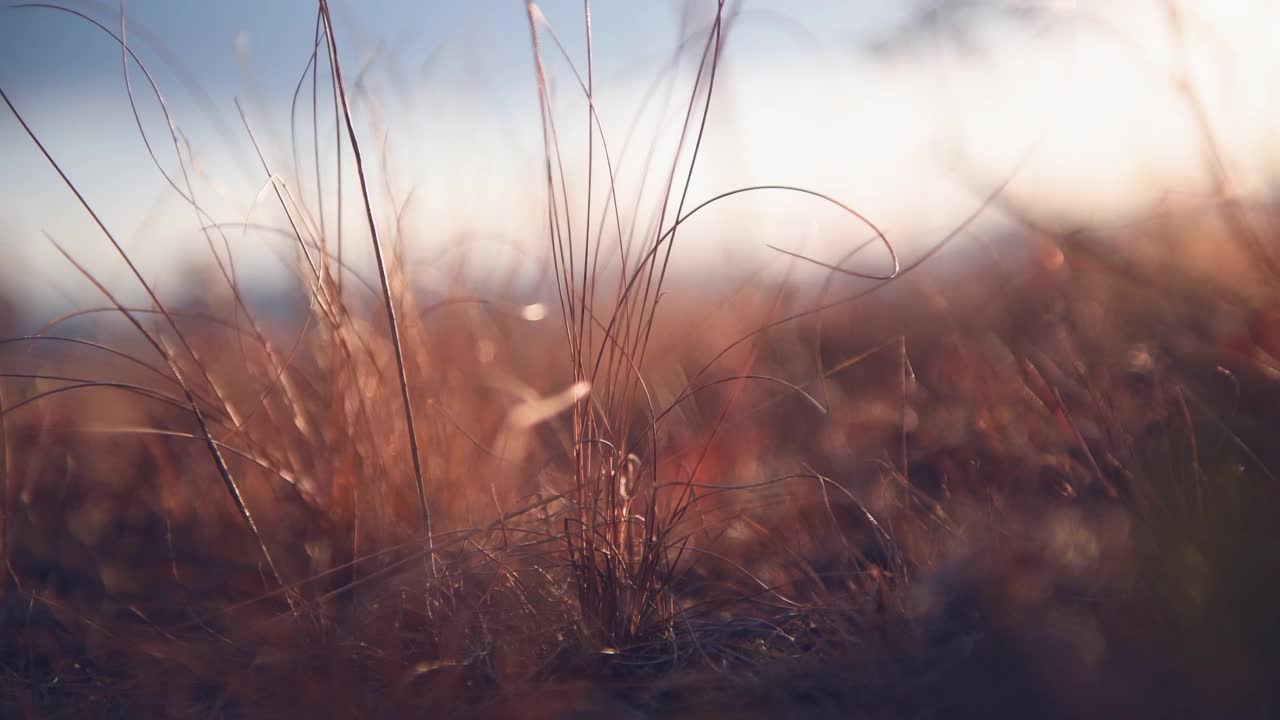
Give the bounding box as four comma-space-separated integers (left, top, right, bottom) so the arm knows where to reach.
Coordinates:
2, 3, 1279, 718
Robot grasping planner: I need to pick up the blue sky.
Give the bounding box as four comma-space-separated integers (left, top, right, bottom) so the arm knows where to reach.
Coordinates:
2, 1, 1278, 309
0, 2, 908, 88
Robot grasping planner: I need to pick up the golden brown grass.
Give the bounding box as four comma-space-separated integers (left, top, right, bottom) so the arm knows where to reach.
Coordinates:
2, 2, 1280, 718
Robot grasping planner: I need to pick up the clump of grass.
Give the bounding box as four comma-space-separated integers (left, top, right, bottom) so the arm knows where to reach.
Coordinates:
2, 2, 1280, 718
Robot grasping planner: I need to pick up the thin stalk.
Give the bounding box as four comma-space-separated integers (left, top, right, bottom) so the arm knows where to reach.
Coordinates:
318, 1, 434, 568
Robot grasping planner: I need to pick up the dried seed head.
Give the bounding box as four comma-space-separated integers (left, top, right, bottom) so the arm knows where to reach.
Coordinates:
617, 453, 642, 499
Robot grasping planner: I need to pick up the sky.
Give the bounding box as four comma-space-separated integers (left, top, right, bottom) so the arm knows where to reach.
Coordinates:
1, 1, 1278, 310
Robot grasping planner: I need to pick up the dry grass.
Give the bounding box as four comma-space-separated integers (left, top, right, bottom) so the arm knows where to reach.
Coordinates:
2, 2, 1280, 718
